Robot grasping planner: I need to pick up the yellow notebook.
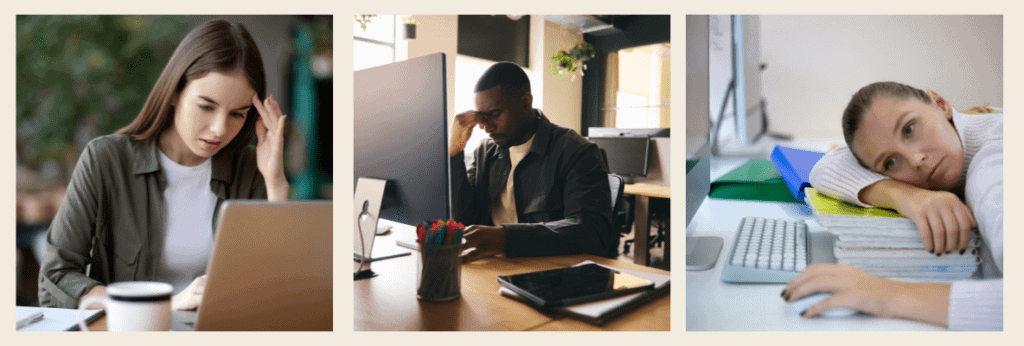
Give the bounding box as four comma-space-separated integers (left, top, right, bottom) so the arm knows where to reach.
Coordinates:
804, 188, 904, 218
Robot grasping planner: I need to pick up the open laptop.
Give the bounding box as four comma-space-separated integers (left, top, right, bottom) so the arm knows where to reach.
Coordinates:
176, 200, 332, 331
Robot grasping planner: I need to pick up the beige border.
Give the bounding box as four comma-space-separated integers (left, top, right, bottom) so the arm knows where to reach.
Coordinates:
3, 0, 1019, 344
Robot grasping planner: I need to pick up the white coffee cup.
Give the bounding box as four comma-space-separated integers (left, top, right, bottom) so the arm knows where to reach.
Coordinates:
78, 281, 174, 331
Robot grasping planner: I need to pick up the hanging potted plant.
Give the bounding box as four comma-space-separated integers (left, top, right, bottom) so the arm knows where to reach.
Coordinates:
550, 42, 596, 80
402, 16, 417, 40
355, 15, 376, 31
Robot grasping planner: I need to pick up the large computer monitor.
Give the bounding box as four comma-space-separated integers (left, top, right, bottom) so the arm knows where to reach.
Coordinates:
353, 52, 451, 226
686, 15, 722, 271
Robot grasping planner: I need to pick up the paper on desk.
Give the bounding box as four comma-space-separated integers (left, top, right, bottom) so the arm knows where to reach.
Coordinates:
16, 306, 103, 331
498, 260, 670, 324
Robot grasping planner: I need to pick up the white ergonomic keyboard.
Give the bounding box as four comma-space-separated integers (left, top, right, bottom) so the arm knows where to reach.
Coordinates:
720, 216, 836, 283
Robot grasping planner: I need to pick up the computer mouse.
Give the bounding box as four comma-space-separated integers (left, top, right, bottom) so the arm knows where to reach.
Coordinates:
376, 225, 392, 235
788, 292, 857, 318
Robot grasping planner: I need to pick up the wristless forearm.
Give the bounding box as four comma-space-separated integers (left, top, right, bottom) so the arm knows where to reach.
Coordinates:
893, 281, 951, 328
859, 179, 920, 210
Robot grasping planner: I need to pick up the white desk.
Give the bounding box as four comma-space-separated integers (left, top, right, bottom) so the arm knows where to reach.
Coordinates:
685, 156, 944, 331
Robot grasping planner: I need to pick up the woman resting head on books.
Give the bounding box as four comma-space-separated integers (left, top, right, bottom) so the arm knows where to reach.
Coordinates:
788, 81, 1003, 330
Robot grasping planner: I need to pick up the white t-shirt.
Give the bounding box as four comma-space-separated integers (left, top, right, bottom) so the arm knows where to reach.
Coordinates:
157, 151, 218, 294
492, 134, 535, 226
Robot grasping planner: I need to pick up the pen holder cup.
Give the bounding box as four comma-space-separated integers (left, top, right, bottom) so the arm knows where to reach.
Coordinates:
416, 242, 462, 302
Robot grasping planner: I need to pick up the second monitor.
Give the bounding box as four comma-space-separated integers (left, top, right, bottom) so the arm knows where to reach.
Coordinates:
587, 136, 652, 183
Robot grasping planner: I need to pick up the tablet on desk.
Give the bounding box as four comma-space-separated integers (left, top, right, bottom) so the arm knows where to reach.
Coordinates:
497, 263, 655, 308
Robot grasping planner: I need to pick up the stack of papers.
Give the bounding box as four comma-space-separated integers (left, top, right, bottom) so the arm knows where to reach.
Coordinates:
805, 188, 980, 281
498, 261, 669, 325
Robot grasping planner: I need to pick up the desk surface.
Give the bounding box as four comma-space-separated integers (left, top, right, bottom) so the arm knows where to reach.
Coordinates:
623, 183, 670, 199
686, 157, 943, 331
355, 232, 670, 331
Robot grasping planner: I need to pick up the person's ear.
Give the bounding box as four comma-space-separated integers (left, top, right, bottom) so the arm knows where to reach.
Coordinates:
927, 89, 953, 120
519, 92, 533, 112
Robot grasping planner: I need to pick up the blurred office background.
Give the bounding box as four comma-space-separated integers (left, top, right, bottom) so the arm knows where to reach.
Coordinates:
15, 15, 333, 306
354, 15, 671, 268
710, 15, 1001, 143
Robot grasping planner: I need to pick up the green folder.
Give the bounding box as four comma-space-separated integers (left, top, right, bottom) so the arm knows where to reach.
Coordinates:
709, 159, 801, 203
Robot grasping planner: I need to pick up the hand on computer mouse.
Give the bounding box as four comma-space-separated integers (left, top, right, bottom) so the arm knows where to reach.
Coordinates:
782, 264, 950, 325
172, 275, 207, 311
787, 292, 856, 318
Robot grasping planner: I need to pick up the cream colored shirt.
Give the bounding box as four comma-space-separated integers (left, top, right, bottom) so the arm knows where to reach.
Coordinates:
492, 134, 535, 226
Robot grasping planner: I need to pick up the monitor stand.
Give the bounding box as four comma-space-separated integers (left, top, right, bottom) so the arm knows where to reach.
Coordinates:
354, 269, 378, 280
686, 236, 723, 271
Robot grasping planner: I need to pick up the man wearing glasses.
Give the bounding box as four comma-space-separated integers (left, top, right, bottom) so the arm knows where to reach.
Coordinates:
449, 62, 614, 261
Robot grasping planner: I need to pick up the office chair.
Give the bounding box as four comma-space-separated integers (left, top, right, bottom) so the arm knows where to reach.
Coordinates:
607, 174, 625, 259
596, 147, 635, 251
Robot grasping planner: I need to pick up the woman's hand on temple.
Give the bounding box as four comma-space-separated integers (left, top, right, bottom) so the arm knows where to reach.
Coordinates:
252, 94, 289, 201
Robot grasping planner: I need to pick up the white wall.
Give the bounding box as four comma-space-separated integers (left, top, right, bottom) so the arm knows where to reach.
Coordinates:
756, 15, 1002, 139
406, 15, 459, 125
541, 19, 584, 132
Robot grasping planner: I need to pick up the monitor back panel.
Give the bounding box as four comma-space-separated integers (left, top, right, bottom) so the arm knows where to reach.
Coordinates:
353, 52, 450, 225
196, 201, 333, 331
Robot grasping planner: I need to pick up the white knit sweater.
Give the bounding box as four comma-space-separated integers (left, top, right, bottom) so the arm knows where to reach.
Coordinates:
809, 109, 1003, 331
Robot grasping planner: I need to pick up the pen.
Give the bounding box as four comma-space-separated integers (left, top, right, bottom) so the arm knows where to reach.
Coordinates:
16, 311, 44, 329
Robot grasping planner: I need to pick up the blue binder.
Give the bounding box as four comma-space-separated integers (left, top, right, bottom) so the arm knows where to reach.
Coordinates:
769, 146, 825, 201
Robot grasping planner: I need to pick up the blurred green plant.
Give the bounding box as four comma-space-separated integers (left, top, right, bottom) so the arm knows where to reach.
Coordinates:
311, 18, 333, 54
355, 15, 376, 31
16, 15, 187, 165
550, 42, 596, 80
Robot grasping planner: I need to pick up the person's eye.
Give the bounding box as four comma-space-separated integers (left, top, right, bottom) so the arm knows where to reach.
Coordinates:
883, 156, 897, 170
903, 122, 915, 136
199, 105, 214, 111
232, 111, 246, 118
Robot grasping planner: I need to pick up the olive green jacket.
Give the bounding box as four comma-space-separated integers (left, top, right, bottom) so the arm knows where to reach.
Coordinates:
38, 134, 267, 308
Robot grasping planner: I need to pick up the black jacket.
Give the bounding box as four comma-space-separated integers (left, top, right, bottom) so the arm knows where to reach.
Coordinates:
450, 110, 614, 258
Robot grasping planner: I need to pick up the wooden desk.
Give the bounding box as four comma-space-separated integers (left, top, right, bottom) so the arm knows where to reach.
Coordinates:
623, 183, 671, 266
86, 315, 107, 331
354, 249, 670, 331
